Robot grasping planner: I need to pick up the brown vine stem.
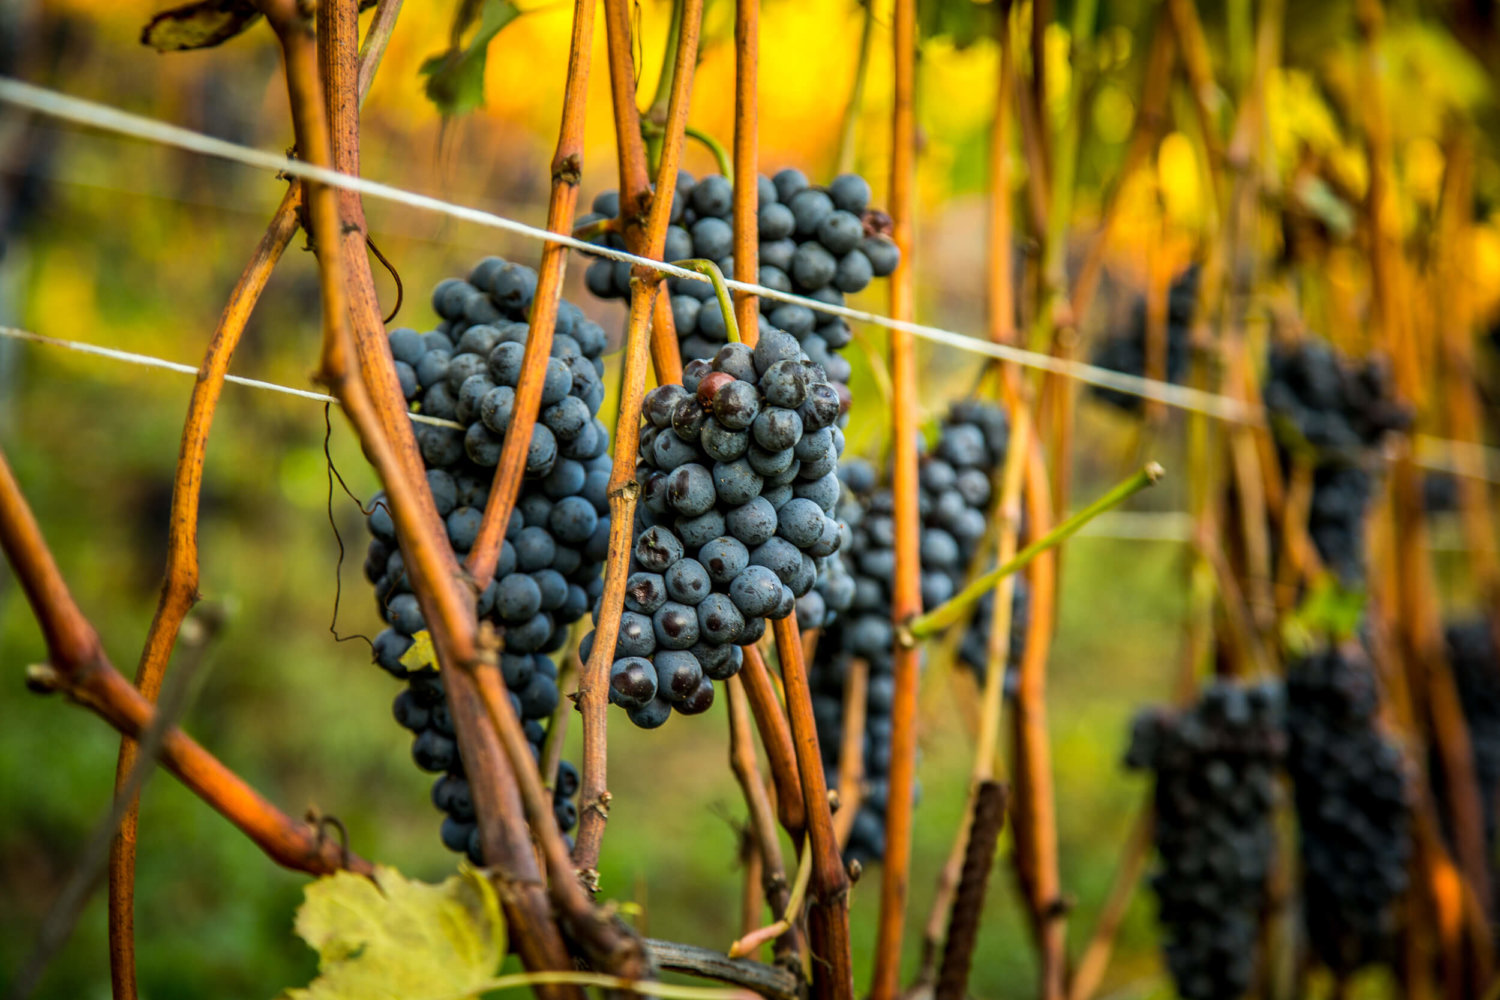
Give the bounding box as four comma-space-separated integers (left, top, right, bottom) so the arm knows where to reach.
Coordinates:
772, 615, 853, 1000
109, 7, 406, 994
985, 4, 1016, 350
934, 781, 1010, 1000
870, 0, 921, 994
107, 182, 301, 1000
0, 449, 364, 879
1433, 136, 1500, 639
574, 0, 704, 875
474, 661, 649, 976
268, 1, 582, 989
1163, 0, 1224, 171
1009, 444, 1065, 1000
1355, 0, 1493, 946
1068, 15, 1174, 323
741, 642, 807, 836
725, 675, 796, 964
466, 0, 595, 587
646, 939, 802, 1000
1065, 799, 1152, 1000
601, 0, 684, 386
731, 0, 759, 335
917, 400, 1031, 982
835, 658, 869, 846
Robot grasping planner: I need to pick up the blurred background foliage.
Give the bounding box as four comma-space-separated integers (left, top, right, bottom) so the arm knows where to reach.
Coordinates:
0, 0, 1496, 997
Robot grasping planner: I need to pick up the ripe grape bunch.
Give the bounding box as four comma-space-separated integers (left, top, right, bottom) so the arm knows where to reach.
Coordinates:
577, 168, 899, 385
1125, 680, 1285, 1000
581, 328, 848, 729
1444, 620, 1500, 852
809, 400, 1017, 864
1263, 339, 1409, 584
1090, 265, 1199, 412
364, 256, 613, 861
1285, 640, 1411, 973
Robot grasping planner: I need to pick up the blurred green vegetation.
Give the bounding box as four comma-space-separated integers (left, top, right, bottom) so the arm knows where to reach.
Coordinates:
2, 0, 1497, 998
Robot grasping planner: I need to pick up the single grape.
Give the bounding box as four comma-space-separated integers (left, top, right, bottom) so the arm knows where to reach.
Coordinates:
664, 558, 713, 605
655, 649, 706, 703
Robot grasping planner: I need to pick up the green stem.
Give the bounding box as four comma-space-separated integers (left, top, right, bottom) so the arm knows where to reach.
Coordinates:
571, 216, 620, 241
835, 0, 877, 176
672, 258, 740, 343
644, 0, 686, 175
458, 971, 757, 1000
646, 122, 733, 180
904, 462, 1165, 641
727, 830, 816, 957
688, 125, 733, 180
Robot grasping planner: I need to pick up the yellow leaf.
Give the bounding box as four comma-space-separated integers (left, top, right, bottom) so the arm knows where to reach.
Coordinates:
280, 865, 505, 1000
400, 630, 438, 673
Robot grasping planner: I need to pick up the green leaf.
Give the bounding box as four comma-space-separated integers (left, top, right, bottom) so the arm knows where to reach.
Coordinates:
280, 865, 505, 1000
140, 0, 263, 52
420, 0, 525, 117
918, 0, 994, 50
1282, 579, 1367, 655
399, 630, 437, 674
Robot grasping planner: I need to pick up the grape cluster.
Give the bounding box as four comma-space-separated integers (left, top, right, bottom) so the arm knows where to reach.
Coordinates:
1125, 680, 1285, 1000
1090, 265, 1199, 412
809, 400, 1016, 864
364, 256, 612, 860
1263, 340, 1409, 586
1305, 462, 1373, 585
1285, 641, 1411, 973
1443, 620, 1500, 851
1264, 341, 1410, 455
580, 330, 848, 729
810, 458, 895, 865
577, 168, 899, 385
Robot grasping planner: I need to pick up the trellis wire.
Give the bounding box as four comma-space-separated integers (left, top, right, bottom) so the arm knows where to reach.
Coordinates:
1, 77, 1496, 483
4, 324, 1498, 488
0, 326, 463, 429
0, 76, 1249, 421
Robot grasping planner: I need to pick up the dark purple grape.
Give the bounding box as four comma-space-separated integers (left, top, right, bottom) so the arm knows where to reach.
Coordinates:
730, 564, 782, 618
726, 497, 777, 545
712, 380, 761, 430
625, 572, 668, 614
667, 463, 717, 516
616, 611, 657, 657
699, 536, 751, 583
609, 656, 657, 710
675, 509, 728, 549
655, 649, 705, 703
676, 675, 716, 715
697, 593, 745, 644
664, 558, 712, 605
653, 601, 701, 650
628, 695, 673, 729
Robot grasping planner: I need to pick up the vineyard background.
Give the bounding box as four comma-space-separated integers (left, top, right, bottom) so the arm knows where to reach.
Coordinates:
0, 0, 1495, 997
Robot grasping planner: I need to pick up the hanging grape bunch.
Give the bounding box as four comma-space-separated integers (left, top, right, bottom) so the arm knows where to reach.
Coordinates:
364, 256, 612, 860
1090, 264, 1199, 411
1285, 640, 1411, 974
577, 168, 899, 387
580, 328, 847, 729
1262, 339, 1410, 585
810, 400, 1017, 865
1443, 620, 1500, 853
1125, 680, 1285, 1000
809, 457, 895, 866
